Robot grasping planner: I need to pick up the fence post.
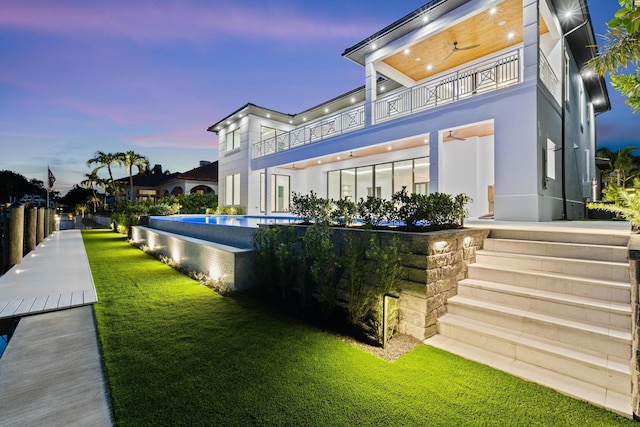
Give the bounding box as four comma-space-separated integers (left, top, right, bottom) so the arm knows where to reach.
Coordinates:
9, 202, 24, 266
1, 208, 9, 272
37, 207, 45, 244
25, 205, 37, 254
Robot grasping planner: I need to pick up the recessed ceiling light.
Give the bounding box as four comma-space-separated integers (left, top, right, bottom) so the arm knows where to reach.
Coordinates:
424, 139, 429, 143
289, 120, 292, 124
423, 15, 429, 23
372, 43, 377, 49
507, 31, 515, 39
226, 120, 230, 124
498, 20, 506, 26
489, 7, 497, 15
303, 117, 307, 121
324, 108, 329, 113
427, 64, 433, 71
266, 113, 270, 118
380, 86, 385, 92
404, 48, 410, 55
350, 97, 355, 103
387, 146, 392, 150
317, 160, 321, 164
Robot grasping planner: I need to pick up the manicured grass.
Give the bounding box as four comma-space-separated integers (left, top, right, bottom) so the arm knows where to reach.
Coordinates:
82, 229, 633, 426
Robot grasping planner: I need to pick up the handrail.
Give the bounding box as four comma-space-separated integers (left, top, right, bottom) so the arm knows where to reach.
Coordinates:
252, 49, 522, 159
375, 49, 521, 123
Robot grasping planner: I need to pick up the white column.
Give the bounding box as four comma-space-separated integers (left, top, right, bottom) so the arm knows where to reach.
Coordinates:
263, 167, 270, 215
364, 62, 377, 126
428, 131, 439, 192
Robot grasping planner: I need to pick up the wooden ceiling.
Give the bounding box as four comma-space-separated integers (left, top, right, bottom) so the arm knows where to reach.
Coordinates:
382, 0, 549, 82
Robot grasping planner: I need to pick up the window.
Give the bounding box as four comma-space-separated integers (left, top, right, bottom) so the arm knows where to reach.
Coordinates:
271, 174, 290, 212
394, 160, 413, 194
327, 157, 429, 201
226, 129, 240, 152
224, 173, 240, 205
546, 139, 556, 180
260, 173, 266, 213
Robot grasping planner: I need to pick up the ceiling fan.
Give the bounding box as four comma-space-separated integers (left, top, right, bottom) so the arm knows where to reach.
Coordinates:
445, 130, 466, 141
443, 41, 480, 61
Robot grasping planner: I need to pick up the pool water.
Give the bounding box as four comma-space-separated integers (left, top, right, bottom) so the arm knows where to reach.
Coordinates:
154, 215, 301, 228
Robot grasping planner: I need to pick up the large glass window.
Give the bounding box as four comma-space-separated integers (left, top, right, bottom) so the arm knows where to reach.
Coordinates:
341, 169, 355, 200
414, 158, 429, 194
328, 170, 340, 201
224, 173, 240, 206
375, 163, 393, 200
327, 157, 429, 201
356, 166, 373, 199
393, 160, 413, 194
260, 173, 266, 212
271, 174, 290, 212
226, 129, 240, 152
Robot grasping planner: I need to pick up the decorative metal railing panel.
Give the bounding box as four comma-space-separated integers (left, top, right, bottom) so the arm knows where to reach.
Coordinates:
252, 106, 365, 158
539, 49, 560, 104
375, 49, 521, 122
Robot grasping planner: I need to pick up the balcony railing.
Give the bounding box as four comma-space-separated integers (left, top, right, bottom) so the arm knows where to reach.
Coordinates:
539, 49, 560, 104
375, 49, 521, 123
252, 49, 522, 159
253, 106, 365, 158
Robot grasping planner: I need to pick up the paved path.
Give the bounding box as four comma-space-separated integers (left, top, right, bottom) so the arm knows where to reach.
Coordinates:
0, 230, 112, 426
0, 307, 112, 426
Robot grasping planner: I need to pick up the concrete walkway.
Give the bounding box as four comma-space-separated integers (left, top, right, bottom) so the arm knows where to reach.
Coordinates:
0, 230, 112, 427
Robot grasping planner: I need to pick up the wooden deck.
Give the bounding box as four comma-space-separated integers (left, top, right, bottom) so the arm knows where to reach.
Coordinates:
0, 230, 97, 319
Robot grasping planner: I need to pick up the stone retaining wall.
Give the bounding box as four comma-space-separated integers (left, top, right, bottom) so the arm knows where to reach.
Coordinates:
627, 234, 640, 419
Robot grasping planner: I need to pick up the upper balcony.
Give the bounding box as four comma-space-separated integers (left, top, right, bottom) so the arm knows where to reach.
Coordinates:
253, 48, 521, 159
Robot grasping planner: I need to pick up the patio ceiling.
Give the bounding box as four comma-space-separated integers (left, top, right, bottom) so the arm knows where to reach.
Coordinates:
379, 0, 548, 82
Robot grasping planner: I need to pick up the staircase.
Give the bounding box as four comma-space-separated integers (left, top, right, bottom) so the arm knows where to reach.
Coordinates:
425, 226, 632, 417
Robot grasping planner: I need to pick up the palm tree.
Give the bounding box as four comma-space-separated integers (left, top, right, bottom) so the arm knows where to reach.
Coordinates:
587, 2, 640, 112
86, 151, 122, 196
597, 146, 640, 188
80, 171, 104, 213
119, 151, 150, 202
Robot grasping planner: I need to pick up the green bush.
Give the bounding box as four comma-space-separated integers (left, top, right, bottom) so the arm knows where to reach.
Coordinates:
588, 179, 640, 229
213, 206, 243, 215
331, 198, 357, 226
302, 223, 342, 314
177, 193, 217, 214
343, 231, 372, 325
357, 196, 395, 227
252, 225, 298, 297
291, 191, 332, 224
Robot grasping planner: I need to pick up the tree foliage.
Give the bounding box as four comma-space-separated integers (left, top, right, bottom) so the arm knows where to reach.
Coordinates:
588, 0, 640, 112
0, 170, 46, 204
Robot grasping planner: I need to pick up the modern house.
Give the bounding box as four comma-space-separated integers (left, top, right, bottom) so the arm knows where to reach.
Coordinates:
208, 0, 609, 221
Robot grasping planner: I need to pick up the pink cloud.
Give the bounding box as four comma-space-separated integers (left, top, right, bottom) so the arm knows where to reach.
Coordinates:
0, 1, 378, 42
130, 128, 217, 150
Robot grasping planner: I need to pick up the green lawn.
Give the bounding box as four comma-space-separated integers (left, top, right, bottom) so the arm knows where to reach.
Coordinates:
82, 229, 633, 426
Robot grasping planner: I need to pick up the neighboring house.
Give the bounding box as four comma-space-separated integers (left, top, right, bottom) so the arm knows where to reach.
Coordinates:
208, 0, 609, 221
117, 161, 219, 202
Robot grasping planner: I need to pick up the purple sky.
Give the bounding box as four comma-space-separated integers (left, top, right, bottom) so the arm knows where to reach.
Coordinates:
0, 0, 633, 196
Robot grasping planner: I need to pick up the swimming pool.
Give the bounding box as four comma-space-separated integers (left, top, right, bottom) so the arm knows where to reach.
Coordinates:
153, 215, 301, 228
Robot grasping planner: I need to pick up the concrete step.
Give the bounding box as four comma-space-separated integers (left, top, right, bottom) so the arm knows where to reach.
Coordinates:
446, 295, 631, 359
476, 250, 629, 282
457, 279, 631, 330
425, 333, 632, 418
434, 313, 630, 394
486, 228, 630, 247
468, 263, 631, 303
483, 238, 627, 263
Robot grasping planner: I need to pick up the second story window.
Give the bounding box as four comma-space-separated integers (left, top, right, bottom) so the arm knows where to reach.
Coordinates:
226, 129, 240, 152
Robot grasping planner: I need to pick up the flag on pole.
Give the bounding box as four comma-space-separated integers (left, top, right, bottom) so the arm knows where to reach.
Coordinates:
48, 167, 56, 189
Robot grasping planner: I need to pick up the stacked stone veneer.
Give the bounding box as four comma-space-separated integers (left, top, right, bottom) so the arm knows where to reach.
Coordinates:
627, 234, 640, 419
131, 226, 254, 292
391, 228, 489, 340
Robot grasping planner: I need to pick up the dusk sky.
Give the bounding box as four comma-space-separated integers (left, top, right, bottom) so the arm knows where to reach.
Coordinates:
0, 0, 634, 196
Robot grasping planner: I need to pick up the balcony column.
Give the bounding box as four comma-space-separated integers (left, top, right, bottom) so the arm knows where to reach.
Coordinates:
263, 167, 270, 215
364, 62, 377, 126
428, 131, 439, 193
